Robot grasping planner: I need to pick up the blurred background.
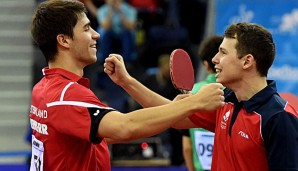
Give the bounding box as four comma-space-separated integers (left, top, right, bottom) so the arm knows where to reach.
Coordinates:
0, 0, 297, 170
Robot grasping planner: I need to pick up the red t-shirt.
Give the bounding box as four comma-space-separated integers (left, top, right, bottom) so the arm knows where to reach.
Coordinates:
29, 67, 114, 171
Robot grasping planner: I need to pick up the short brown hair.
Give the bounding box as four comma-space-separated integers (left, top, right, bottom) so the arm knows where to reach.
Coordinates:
224, 22, 275, 76
31, 0, 86, 62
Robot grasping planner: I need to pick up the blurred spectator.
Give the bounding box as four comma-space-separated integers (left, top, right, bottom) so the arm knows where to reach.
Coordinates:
94, 0, 137, 112
96, 0, 137, 63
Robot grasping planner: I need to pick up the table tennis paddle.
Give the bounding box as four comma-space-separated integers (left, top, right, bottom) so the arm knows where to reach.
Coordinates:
170, 49, 195, 94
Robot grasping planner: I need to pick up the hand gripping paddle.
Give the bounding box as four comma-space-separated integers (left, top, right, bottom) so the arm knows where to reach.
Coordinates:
170, 49, 195, 93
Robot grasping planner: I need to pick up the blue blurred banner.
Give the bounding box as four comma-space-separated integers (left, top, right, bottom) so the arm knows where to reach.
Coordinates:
215, 0, 298, 96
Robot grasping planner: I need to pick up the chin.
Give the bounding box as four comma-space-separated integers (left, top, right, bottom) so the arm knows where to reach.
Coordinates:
217, 79, 228, 87
85, 59, 97, 66
90, 56, 97, 63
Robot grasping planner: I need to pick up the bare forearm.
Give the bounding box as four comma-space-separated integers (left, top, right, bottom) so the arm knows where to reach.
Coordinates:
104, 97, 198, 144
101, 81, 224, 144
121, 76, 171, 107
127, 101, 195, 137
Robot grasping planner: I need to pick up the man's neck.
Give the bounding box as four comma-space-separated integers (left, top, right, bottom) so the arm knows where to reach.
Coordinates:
48, 60, 84, 77
232, 77, 268, 102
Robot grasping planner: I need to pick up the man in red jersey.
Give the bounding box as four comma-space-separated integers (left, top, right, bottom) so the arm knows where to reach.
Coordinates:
29, 0, 224, 170
104, 22, 298, 171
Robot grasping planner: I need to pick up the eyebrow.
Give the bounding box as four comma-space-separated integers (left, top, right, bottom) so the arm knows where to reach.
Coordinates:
219, 47, 226, 52
83, 21, 91, 28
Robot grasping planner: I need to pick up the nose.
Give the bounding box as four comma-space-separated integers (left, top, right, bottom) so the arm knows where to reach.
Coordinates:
92, 28, 100, 40
212, 52, 220, 64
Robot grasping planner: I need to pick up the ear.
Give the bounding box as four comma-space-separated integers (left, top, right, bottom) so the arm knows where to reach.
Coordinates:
242, 54, 254, 69
57, 34, 70, 48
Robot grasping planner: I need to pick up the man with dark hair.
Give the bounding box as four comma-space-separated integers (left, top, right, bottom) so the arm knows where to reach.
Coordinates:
29, 0, 224, 170
104, 22, 298, 170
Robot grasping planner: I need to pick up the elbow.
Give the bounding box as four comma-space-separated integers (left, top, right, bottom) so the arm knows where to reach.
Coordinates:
112, 125, 136, 142
119, 131, 134, 142
105, 128, 134, 144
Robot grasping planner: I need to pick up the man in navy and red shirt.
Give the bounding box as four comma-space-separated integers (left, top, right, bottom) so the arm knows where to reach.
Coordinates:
29, 1, 225, 170
105, 22, 298, 171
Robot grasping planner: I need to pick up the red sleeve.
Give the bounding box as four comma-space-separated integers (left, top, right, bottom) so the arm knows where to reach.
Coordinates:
188, 110, 217, 132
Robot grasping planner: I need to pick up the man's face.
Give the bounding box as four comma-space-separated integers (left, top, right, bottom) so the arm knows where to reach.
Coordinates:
212, 38, 245, 87
69, 13, 100, 67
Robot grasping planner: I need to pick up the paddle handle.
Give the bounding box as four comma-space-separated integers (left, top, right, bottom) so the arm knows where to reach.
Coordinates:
180, 89, 189, 94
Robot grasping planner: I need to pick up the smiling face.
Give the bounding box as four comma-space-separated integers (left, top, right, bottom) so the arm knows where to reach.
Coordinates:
68, 12, 100, 67
212, 38, 245, 88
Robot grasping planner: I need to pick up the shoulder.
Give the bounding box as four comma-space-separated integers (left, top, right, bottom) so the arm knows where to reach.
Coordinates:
62, 82, 97, 102
260, 94, 291, 122
261, 94, 298, 136
45, 80, 109, 109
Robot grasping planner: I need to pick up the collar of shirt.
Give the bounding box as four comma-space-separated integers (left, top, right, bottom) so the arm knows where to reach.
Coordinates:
224, 80, 277, 113
42, 67, 90, 88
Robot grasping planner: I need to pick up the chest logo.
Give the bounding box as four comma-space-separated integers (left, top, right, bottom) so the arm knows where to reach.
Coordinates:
223, 110, 230, 122
221, 110, 230, 129
238, 131, 249, 139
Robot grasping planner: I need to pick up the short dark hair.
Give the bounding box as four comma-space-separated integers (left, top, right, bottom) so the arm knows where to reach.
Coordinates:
31, 0, 86, 62
224, 22, 275, 76
198, 35, 223, 73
